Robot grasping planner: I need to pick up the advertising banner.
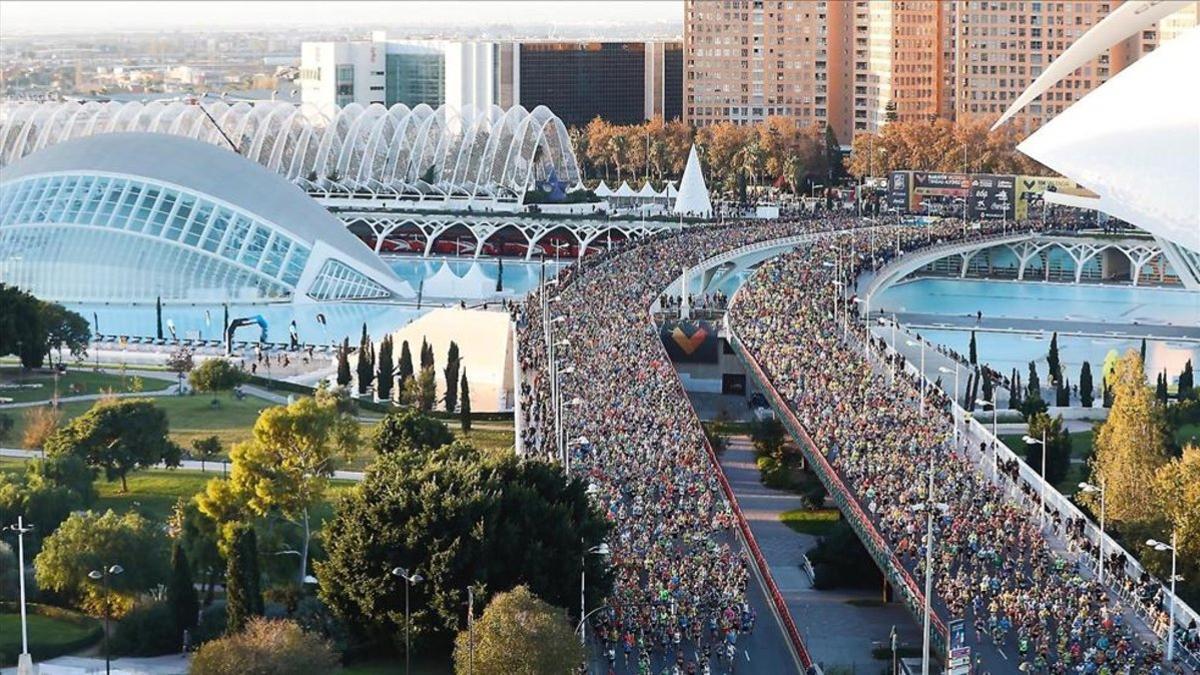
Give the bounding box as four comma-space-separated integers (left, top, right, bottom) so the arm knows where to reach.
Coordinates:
910, 172, 971, 213
887, 171, 911, 211
1014, 175, 1096, 220
967, 173, 1016, 220
660, 319, 720, 363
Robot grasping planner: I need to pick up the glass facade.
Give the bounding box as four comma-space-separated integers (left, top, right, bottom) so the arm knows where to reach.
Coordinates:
0, 173, 311, 302
307, 258, 390, 301
386, 52, 444, 108
518, 42, 648, 127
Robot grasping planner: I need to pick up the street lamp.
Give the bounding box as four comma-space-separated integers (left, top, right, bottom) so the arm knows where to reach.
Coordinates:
1078, 480, 1106, 584
1142, 530, 1180, 662
906, 339, 927, 414
87, 564, 124, 675
1146, 532, 1180, 663
909, 460, 948, 675
1023, 431, 1048, 529
579, 543, 610, 645
5, 518, 34, 674
391, 567, 424, 675
938, 366, 960, 443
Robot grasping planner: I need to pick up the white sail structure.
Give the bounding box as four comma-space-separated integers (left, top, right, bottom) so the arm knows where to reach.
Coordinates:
673, 145, 712, 217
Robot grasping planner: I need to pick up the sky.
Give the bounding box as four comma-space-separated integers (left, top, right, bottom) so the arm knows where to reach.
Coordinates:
0, 1, 682, 34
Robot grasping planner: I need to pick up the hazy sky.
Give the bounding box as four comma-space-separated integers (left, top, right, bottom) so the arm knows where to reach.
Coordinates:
0, 1, 682, 34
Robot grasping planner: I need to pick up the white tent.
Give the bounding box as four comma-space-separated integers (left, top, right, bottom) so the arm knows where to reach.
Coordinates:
593, 181, 613, 197
613, 181, 637, 198
1017, 27, 1200, 253
637, 182, 661, 199
673, 145, 712, 217
665, 182, 679, 199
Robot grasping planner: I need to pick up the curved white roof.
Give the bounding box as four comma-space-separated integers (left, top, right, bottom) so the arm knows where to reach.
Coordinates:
0, 132, 396, 279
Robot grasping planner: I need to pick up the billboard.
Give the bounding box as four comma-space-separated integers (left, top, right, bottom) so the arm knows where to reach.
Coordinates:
910, 172, 971, 213
659, 319, 720, 363
1014, 175, 1097, 220
887, 171, 911, 210
967, 173, 1016, 220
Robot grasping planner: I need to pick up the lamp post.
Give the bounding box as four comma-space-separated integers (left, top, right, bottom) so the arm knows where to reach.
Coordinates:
938, 366, 960, 443
906, 339, 926, 414
1146, 532, 1179, 663
1023, 430, 1048, 529
975, 399, 999, 478
87, 564, 125, 675
391, 567, 424, 675
1078, 480, 1106, 584
579, 543, 610, 645
5, 517, 34, 675
909, 456, 947, 675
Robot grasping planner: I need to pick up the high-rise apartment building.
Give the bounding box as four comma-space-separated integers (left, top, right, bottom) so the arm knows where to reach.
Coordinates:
685, 0, 1198, 143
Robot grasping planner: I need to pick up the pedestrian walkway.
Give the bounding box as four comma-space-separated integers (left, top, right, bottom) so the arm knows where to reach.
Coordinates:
716, 435, 921, 672
0, 447, 365, 482
1, 654, 188, 675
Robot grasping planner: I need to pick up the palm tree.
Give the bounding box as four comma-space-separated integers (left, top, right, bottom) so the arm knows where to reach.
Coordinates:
784, 154, 804, 195
608, 133, 629, 183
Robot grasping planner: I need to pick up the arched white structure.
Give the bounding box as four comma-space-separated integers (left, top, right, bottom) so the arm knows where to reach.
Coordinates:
0, 101, 581, 206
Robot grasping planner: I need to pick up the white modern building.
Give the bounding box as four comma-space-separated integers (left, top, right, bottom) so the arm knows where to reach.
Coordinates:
0, 132, 407, 303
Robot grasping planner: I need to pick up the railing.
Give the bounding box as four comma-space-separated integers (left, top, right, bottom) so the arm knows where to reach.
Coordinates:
862, 231, 1034, 300
649, 304, 817, 674
725, 315, 951, 657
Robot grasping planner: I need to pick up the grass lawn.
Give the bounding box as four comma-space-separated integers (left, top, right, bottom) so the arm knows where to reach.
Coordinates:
0, 367, 170, 404
0, 613, 101, 666
780, 508, 840, 537
1176, 423, 1200, 449
4, 390, 275, 451
341, 656, 451, 675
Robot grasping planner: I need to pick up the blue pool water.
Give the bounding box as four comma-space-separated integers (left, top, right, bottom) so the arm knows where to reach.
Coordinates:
875, 278, 1199, 326
71, 258, 564, 345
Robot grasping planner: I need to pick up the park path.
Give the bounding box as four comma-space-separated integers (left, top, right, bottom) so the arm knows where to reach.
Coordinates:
717, 435, 921, 672
0, 447, 366, 482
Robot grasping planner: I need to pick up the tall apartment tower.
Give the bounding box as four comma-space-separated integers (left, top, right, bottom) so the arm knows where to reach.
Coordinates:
683, 0, 854, 141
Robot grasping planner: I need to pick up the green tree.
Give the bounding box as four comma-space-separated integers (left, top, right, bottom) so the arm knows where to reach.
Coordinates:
0, 471, 84, 551
459, 370, 471, 433
356, 325, 374, 396
226, 396, 357, 584
41, 301, 92, 365
376, 334, 394, 401
1025, 413, 1072, 486
1180, 359, 1195, 401
34, 510, 169, 617
1087, 351, 1171, 525
1152, 446, 1200, 583
968, 330, 977, 365
1140, 338, 1147, 366
1047, 332, 1062, 385
28, 453, 97, 506
372, 409, 454, 455
750, 416, 786, 460
453, 586, 583, 675
191, 618, 340, 675
1156, 370, 1169, 404
167, 497, 222, 606
45, 398, 181, 492
335, 338, 351, 387
189, 359, 248, 393
420, 338, 434, 371
224, 523, 263, 634
1008, 369, 1021, 410
1020, 361, 1047, 419
167, 542, 199, 646
397, 339, 414, 399
318, 442, 611, 647
416, 366, 437, 412
0, 283, 48, 368
444, 341, 461, 413
1079, 361, 1095, 407
191, 435, 222, 472
1056, 380, 1070, 407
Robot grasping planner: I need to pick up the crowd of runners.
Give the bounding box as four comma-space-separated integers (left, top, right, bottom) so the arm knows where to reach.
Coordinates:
727, 221, 1191, 673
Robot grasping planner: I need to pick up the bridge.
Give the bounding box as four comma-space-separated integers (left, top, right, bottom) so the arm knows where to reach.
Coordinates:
332, 208, 683, 260
863, 231, 1195, 303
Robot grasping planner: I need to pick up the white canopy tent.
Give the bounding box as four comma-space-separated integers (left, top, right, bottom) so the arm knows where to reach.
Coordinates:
613, 181, 637, 198
593, 181, 613, 197
673, 145, 712, 217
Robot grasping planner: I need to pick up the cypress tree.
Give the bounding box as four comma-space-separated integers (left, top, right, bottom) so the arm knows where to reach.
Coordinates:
963, 373, 974, 410
968, 330, 978, 365
397, 340, 414, 398
225, 524, 263, 634
1026, 361, 1041, 400
459, 369, 471, 432
1009, 369, 1022, 410
167, 542, 199, 645
1079, 362, 1095, 408
1180, 359, 1195, 401
1102, 376, 1113, 408
1156, 370, 1169, 404
1056, 379, 1070, 407
420, 337, 434, 371
1140, 338, 1147, 367
377, 335, 394, 401
444, 341, 461, 413
335, 338, 351, 387
981, 371, 994, 404
156, 296, 164, 340
356, 326, 374, 396
1047, 332, 1062, 385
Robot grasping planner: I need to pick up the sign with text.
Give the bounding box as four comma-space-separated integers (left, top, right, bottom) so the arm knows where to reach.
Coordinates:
888, 171, 911, 210
967, 173, 1016, 220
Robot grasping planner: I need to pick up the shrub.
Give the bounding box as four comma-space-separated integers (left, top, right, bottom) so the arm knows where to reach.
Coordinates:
111, 602, 179, 656
189, 359, 247, 393
190, 618, 341, 675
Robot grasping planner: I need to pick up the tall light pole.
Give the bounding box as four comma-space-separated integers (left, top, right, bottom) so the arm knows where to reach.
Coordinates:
6, 517, 34, 675
1078, 480, 1106, 584
1146, 532, 1179, 663
392, 567, 424, 675
579, 543, 610, 645
938, 366, 960, 443
906, 339, 927, 414
910, 454, 947, 675
87, 564, 124, 675
1023, 430, 1048, 529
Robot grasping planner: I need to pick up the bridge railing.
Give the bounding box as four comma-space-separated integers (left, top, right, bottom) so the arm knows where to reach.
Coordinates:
723, 315, 951, 656
862, 231, 1034, 299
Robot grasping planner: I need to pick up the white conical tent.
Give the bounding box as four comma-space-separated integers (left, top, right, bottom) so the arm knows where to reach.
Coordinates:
666, 182, 679, 198
593, 181, 613, 197
673, 145, 712, 217
637, 181, 660, 198
613, 181, 637, 198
